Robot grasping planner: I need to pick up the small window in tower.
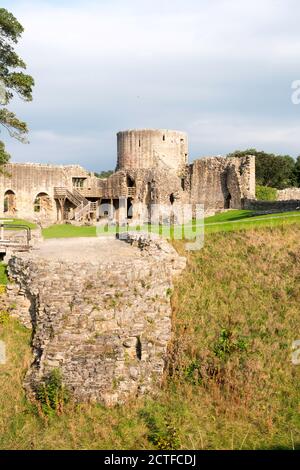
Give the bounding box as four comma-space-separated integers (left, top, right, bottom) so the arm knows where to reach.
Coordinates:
180, 138, 184, 143
139, 139, 141, 147
181, 178, 185, 191
163, 135, 165, 141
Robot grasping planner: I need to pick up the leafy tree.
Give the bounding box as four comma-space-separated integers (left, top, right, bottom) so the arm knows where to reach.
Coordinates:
294, 156, 300, 187
94, 170, 114, 179
0, 8, 34, 166
227, 149, 297, 189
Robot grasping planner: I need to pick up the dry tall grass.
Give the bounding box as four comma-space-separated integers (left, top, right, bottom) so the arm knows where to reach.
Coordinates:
0, 224, 300, 449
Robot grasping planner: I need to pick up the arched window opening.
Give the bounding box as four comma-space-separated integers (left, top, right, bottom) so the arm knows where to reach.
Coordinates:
126, 175, 135, 187
4, 190, 16, 214
34, 192, 52, 216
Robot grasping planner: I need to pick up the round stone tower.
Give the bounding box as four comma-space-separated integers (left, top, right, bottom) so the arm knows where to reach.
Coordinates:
116, 129, 188, 172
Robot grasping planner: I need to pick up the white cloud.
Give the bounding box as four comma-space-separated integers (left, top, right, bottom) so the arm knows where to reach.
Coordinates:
1, 0, 300, 168
188, 117, 300, 157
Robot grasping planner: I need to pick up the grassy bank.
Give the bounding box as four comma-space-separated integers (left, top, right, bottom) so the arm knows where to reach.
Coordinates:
0, 224, 300, 449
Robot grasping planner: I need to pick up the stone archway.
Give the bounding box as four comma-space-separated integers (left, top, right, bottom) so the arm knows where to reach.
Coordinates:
34, 192, 53, 218
4, 190, 17, 215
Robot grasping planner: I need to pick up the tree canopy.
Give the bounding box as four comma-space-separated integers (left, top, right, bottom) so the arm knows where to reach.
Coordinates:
0, 8, 34, 165
294, 156, 300, 187
94, 170, 114, 179
227, 149, 297, 189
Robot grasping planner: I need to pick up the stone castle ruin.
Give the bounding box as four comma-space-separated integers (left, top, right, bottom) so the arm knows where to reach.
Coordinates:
2, 129, 258, 405
0, 129, 256, 223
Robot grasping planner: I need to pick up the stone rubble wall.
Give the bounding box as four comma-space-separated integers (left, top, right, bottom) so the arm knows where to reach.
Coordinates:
277, 188, 300, 201
7, 234, 186, 405
244, 198, 300, 212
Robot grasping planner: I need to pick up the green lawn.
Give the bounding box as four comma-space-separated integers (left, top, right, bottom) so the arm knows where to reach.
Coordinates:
4, 210, 300, 239
42, 224, 96, 239
41, 210, 300, 239
203, 210, 300, 234
0, 218, 37, 230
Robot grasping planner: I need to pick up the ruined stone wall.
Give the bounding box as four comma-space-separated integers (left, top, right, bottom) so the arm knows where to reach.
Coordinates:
244, 199, 300, 212
106, 168, 190, 223
116, 129, 188, 173
7, 234, 186, 405
189, 155, 255, 214
0, 163, 89, 222
277, 188, 300, 201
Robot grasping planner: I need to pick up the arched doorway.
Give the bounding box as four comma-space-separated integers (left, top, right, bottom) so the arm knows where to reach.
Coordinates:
34, 192, 53, 217
225, 193, 231, 209
4, 190, 16, 214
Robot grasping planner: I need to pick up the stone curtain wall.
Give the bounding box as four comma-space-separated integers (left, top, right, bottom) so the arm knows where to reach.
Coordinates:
277, 188, 300, 201
7, 234, 186, 405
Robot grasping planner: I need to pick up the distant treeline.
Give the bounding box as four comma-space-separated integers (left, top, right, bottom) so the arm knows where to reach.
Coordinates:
227, 149, 300, 189
93, 170, 114, 179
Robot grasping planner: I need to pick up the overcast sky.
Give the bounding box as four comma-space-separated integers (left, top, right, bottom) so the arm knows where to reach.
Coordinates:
1, 0, 300, 171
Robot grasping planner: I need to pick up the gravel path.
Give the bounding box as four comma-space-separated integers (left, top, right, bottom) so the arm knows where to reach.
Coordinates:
29, 236, 141, 262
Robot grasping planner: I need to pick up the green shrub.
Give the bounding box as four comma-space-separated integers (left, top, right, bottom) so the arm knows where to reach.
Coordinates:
255, 185, 277, 201
140, 410, 180, 450
213, 328, 248, 361
184, 359, 202, 385
35, 369, 70, 416
0, 263, 8, 286
0, 310, 9, 325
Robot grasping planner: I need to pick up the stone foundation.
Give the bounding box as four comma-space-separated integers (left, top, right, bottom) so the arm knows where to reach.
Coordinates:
7, 234, 186, 405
